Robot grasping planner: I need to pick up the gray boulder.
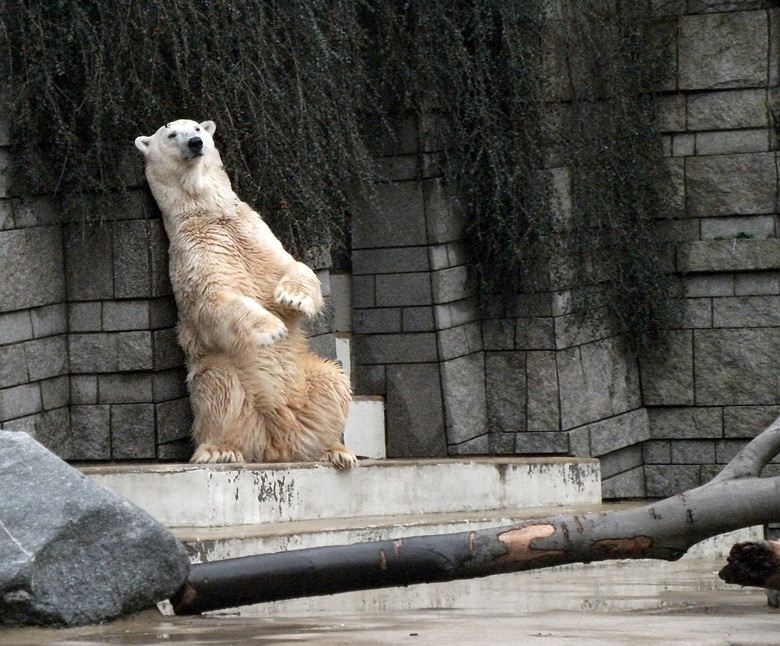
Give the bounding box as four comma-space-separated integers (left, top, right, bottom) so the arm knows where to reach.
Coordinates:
0, 430, 190, 627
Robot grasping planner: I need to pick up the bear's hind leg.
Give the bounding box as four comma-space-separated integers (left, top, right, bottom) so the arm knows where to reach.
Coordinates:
296, 355, 357, 469
188, 360, 258, 464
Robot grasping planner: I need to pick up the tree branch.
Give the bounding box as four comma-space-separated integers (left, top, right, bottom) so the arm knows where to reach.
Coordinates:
709, 415, 780, 484
171, 415, 780, 615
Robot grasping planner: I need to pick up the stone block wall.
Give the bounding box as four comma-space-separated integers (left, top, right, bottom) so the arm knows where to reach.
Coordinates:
351, 1, 779, 498
62, 197, 193, 461
639, 2, 780, 497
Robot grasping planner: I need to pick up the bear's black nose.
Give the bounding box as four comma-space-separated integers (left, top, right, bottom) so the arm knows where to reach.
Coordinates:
188, 137, 203, 153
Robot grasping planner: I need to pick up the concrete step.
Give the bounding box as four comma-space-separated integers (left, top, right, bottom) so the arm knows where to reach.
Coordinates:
174, 502, 626, 563
82, 457, 601, 529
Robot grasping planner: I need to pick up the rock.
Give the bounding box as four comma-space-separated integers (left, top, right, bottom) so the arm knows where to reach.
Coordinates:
0, 430, 190, 627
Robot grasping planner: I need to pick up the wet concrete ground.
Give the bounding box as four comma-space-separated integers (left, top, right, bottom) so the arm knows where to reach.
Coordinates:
2, 559, 778, 645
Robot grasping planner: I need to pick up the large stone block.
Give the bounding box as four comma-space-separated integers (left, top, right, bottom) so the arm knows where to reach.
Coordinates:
0, 383, 42, 421
152, 328, 184, 371
424, 178, 465, 244
113, 220, 151, 298
401, 306, 435, 332
583, 409, 650, 457
685, 153, 776, 218
69, 302, 102, 332
0, 345, 28, 389
385, 363, 446, 457
735, 271, 780, 296
437, 322, 482, 361
98, 373, 153, 404
601, 465, 645, 500
40, 377, 69, 411
694, 328, 780, 405
515, 431, 568, 454
375, 272, 432, 307
431, 265, 473, 304
678, 239, 780, 273
69, 332, 153, 373
110, 404, 155, 459
695, 129, 769, 155
353, 308, 402, 335
148, 219, 172, 297
679, 11, 768, 90
69, 405, 111, 460
353, 332, 438, 365
648, 406, 723, 439
724, 405, 780, 438
441, 353, 487, 445
352, 247, 430, 275
713, 295, 780, 327
64, 224, 113, 301
24, 408, 71, 458
645, 464, 702, 498
352, 181, 427, 249
155, 398, 192, 444
687, 88, 770, 130
485, 352, 527, 434
0, 430, 189, 627
30, 304, 67, 338
0, 229, 65, 312
527, 351, 560, 432
557, 338, 641, 430
639, 330, 694, 406
599, 444, 643, 480
0, 311, 33, 345
23, 336, 68, 381
700, 215, 776, 241
103, 300, 151, 331
671, 439, 716, 464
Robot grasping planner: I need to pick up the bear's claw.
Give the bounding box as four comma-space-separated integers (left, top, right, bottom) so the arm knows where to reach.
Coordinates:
274, 286, 317, 317
251, 323, 288, 347
321, 446, 358, 469
191, 444, 245, 464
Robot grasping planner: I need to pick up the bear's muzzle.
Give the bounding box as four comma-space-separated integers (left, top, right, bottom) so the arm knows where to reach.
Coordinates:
186, 136, 204, 159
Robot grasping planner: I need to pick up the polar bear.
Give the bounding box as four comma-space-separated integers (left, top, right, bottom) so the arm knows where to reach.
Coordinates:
134, 119, 356, 468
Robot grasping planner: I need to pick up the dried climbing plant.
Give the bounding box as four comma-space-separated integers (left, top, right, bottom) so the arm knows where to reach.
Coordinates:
0, 0, 678, 349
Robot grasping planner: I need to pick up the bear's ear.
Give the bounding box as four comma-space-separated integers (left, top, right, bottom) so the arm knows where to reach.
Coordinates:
134, 135, 152, 155
200, 120, 216, 136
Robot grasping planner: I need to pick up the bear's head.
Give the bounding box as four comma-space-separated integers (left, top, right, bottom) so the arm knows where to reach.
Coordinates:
135, 119, 232, 214
135, 119, 217, 164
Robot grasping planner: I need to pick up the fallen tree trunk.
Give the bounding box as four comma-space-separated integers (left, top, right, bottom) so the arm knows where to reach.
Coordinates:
719, 540, 780, 591
171, 415, 780, 615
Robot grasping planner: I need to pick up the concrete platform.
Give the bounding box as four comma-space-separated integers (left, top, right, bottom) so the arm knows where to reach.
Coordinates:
81, 457, 601, 528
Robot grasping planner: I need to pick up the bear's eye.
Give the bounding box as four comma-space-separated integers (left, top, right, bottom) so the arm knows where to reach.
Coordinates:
168, 132, 176, 139
195, 126, 201, 132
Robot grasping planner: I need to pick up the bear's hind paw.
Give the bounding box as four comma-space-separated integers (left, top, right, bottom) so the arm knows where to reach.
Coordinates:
191, 444, 245, 464
320, 445, 358, 470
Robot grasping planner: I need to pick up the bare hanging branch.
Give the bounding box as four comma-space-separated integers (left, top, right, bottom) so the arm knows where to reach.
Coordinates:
171, 417, 780, 615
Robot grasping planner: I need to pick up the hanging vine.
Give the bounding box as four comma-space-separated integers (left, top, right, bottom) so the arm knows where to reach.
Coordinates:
0, 0, 678, 348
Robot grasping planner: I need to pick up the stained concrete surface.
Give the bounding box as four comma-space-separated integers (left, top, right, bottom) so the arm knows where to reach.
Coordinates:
1, 559, 778, 645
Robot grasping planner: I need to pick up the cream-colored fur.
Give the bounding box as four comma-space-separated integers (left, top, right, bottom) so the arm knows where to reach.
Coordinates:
135, 119, 356, 468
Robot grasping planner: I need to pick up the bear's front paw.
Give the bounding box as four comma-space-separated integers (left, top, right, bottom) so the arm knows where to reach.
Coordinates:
191, 444, 245, 464
251, 319, 288, 347
274, 285, 318, 317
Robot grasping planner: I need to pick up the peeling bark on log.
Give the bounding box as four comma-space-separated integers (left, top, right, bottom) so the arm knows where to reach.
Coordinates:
719, 540, 780, 591
171, 415, 780, 616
